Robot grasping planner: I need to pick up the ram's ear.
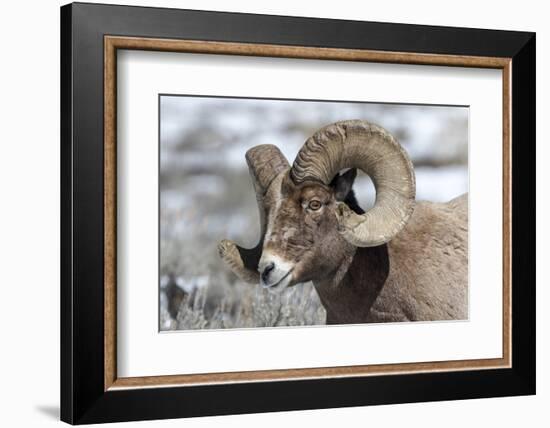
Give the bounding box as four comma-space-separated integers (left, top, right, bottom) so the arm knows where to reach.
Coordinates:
330, 168, 357, 201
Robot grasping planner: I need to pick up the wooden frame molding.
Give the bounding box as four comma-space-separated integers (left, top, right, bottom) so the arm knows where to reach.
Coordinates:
104, 35, 513, 391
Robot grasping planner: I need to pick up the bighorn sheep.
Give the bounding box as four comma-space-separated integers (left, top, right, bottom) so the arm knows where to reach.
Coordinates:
218, 120, 467, 324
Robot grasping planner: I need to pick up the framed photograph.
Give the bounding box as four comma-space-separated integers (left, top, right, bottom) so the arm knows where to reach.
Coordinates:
60, 2, 535, 424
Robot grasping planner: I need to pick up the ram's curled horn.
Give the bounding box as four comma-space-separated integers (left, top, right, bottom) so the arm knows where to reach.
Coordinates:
218, 145, 290, 283
290, 120, 416, 247
245, 144, 290, 195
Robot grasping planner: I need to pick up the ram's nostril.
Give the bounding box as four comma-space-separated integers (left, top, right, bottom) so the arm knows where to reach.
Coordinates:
261, 262, 275, 282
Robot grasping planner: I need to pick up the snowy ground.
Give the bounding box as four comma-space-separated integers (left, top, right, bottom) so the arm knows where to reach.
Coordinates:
159, 96, 468, 331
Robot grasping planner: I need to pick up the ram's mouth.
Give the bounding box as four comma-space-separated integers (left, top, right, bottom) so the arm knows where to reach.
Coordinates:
261, 268, 294, 292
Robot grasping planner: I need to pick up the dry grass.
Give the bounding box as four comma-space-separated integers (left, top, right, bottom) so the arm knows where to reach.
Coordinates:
161, 278, 326, 331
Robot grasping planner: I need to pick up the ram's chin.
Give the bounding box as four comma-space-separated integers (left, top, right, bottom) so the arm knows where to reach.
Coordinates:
261, 273, 294, 294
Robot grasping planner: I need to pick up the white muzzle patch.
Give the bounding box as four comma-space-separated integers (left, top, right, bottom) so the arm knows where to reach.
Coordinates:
258, 252, 294, 293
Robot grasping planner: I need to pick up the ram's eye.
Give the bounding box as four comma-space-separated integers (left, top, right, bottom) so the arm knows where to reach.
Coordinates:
308, 200, 322, 211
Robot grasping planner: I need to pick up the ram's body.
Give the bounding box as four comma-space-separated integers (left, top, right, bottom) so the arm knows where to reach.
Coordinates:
315, 194, 468, 324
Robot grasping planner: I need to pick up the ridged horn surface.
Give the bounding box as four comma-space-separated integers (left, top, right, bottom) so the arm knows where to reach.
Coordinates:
290, 120, 415, 247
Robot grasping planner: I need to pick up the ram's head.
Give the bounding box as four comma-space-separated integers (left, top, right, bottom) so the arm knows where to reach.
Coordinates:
218, 120, 416, 292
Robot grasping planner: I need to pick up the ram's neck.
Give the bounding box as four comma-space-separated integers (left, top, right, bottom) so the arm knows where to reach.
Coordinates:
313, 244, 389, 325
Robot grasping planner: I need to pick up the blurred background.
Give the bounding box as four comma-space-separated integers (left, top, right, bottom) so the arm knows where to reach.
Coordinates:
159, 96, 468, 331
